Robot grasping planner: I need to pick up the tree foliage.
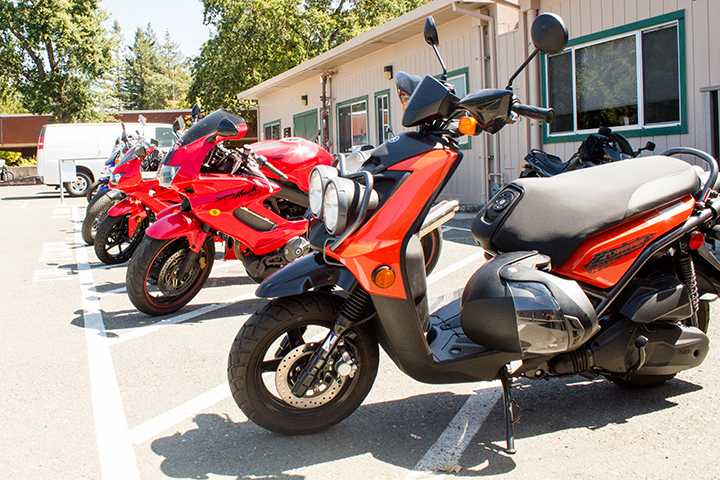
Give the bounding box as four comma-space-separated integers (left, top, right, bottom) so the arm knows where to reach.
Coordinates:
189, 0, 426, 110
120, 25, 191, 111
0, 0, 112, 121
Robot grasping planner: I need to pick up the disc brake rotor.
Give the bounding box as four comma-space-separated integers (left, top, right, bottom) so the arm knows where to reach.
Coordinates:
275, 344, 348, 409
156, 249, 204, 296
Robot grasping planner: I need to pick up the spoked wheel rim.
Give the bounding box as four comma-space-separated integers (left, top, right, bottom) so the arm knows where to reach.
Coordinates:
142, 238, 213, 308
252, 321, 362, 413
101, 216, 144, 261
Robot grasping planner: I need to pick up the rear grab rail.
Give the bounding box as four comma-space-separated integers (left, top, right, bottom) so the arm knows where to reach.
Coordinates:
662, 147, 718, 202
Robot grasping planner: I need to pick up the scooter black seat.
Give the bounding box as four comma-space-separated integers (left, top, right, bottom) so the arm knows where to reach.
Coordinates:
474, 156, 701, 266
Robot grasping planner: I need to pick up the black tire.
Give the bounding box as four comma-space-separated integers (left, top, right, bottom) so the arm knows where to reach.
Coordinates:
1, 168, 14, 183
609, 301, 710, 388
126, 236, 215, 315
228, 293, 379, 435
64, 170, 93, 197
421, 228, 443, 275
81, 194, 117, 246
94, 214, 145, 264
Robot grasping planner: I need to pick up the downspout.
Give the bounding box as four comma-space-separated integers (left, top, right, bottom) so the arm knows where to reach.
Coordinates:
320, 71, 335, 152
452, 3, 502, 201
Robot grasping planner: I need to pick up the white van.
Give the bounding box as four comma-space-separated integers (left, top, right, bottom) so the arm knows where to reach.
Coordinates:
36, 122, 176, 196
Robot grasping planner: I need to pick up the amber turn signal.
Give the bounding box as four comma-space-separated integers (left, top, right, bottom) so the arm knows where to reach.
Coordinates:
457, 116, 478, 136
372, 265, 396, 289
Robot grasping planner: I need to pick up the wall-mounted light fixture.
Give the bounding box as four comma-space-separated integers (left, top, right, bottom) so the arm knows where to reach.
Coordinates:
384, 65, 394, 80
301, 95, 308, 106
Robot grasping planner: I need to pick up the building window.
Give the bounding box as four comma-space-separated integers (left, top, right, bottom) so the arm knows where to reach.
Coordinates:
375, 90, 391, 144
263, 120, 281, 140
446, 68, 470, 148
337, 97, 369, 153
543, 11, 685, 141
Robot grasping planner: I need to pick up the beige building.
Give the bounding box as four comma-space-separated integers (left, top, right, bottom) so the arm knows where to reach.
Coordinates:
238, 0, 720, 206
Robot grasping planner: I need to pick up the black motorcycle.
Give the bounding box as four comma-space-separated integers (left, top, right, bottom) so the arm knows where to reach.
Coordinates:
520, 126, 656, 177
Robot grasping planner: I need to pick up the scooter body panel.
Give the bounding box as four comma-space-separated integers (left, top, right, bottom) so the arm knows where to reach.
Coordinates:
555, 195, 695, 288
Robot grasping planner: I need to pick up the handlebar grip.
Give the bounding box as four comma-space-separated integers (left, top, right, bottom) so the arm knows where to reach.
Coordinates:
511, 103, 555, 123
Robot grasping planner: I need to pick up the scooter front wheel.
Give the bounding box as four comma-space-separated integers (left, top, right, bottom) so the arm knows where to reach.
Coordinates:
126, 236, 215, 315
228, 292, 379, 435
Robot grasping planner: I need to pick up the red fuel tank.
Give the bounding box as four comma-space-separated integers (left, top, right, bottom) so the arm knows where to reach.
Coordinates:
250, 138, 334, 192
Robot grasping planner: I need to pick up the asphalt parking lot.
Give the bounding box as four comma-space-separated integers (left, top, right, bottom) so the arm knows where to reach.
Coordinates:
1, 184, 719, 480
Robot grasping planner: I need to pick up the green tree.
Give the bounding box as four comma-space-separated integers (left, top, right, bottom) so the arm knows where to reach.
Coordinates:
0, 0, 112, 121
120, 25, 191, 110
189, 0, 426, 110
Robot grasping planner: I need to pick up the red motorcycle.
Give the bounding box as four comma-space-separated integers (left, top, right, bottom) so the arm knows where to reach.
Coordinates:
93, 142, 182, 264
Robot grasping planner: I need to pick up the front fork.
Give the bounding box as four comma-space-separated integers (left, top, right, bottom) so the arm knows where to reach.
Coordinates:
178, 223, 212, 278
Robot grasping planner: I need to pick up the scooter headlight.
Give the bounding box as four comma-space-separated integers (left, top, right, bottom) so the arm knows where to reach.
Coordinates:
322, 176, 379, 235
158, 165, 180, 188
308, 165, 338, 217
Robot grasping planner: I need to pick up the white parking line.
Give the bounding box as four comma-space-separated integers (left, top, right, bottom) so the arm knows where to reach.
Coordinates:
72, 207, 140, 480
427, 250, 486, 286
442, 225, 472, 233
410, 383, 501, 475
108, 290, 261, 346
129, 383, 231, 445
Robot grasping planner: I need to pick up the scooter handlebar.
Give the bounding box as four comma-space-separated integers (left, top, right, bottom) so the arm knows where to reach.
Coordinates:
511, 102, 555, 123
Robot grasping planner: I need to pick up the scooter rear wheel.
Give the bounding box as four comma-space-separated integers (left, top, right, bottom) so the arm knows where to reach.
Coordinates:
126, 236, 215, 315
228, 292, 379, 435
94, 214, 145, 264
421, 228, 443, 275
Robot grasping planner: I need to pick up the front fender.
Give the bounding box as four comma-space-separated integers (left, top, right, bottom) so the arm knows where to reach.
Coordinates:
106, 189, 125, 201
256, 252, 356, 298
145, 210, 202, 242
107, 198, 141, 218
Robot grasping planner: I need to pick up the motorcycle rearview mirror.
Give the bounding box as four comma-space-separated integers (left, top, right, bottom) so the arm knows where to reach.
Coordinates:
150, 138, 159, 147
424, 16, 448, 79
191, 103, 202, 121
217, 118, 239, 138
507, 13, 568, 89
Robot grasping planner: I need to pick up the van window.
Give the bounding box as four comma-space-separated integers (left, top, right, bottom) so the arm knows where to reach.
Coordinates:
155, 127, 176, 148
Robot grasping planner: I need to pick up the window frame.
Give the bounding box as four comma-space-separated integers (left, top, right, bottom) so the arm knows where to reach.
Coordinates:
336, 95, 370, 153
540, 9, 687, 144
444, 67, 472, 150
374, 89, 392, 145
263, 119, 281, 140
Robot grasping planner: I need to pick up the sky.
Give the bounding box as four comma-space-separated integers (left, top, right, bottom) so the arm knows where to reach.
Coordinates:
101, 0, 210, 59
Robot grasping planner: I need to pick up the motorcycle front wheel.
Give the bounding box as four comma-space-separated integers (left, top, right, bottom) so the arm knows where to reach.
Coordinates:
94, 214, 145, 264
126, 236, 215, 315
81, 193, 117, 246
228, 292, 379, 435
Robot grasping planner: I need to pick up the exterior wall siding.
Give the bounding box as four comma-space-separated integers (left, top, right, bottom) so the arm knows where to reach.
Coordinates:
498, 0, 719, 179
257, 16, 491, 205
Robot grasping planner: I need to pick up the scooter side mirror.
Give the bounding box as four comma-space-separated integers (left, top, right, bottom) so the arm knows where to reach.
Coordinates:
424, 17, 440, 46
531, 13, 569, 54
646, 141, 656, 152
217, 118, 240, 138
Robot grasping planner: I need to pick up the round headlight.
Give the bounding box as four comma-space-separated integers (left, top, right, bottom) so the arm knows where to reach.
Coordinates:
323, 182, 340, 234
308, 165, 338, 217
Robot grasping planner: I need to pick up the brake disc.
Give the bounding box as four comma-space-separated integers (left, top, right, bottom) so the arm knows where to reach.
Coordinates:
275, 344, 347, 409
156, 249, 204, 296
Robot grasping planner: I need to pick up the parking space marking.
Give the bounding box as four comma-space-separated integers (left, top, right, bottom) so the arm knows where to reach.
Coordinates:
108, 290, 260, 346
33, 241, 77, 283
411, 383, 501, 475
427, 250, 486, 286
129, 383, 231, 445
72, 207, 140, 480
442, 226, 472, 233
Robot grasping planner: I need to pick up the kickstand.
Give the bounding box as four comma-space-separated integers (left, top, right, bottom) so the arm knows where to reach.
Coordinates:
499, 366, 517, 454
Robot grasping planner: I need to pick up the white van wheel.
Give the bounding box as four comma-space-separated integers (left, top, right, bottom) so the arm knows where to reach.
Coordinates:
65, 171, 92, 197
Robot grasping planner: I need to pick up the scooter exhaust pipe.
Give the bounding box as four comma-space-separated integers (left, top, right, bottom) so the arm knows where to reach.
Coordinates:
419, 200, 460, 238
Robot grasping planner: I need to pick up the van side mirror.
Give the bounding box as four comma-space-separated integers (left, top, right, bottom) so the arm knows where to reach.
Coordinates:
424, 17, 439, 46
217, 118, 239, 138
531, 13, 568, 54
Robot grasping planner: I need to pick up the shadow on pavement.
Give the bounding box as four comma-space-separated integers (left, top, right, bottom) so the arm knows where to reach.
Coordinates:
149, 378, 700, 479
70, 297, 267, 332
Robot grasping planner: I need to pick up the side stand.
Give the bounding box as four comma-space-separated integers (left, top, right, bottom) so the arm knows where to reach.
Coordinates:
499, 366, 517, 454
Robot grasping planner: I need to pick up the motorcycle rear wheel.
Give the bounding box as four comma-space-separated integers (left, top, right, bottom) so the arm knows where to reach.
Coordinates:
608, 300, 710, 388
228, 292, 379, 435
126, 236, 215, 315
